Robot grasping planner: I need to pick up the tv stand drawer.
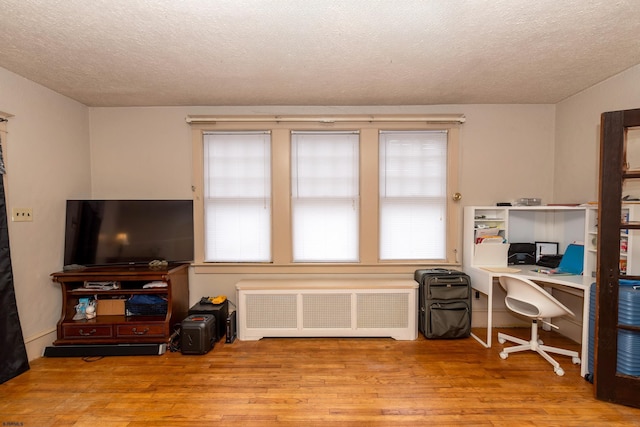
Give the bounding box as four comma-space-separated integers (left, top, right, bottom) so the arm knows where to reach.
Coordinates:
63, 324, 113, 339
116, 324, 165, 338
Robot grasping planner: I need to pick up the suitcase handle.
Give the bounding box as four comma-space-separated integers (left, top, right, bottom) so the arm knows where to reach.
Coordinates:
429, 268, 462, 275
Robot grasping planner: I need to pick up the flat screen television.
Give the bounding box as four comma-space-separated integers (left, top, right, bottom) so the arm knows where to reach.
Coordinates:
64, 199, 194, 268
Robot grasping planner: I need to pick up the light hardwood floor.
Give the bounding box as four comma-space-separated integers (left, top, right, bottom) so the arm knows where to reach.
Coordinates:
1, 329, 639, 426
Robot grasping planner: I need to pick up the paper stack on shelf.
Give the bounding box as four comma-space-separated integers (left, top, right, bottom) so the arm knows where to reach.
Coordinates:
476, 235, 504, 244
475, 227, 505, 244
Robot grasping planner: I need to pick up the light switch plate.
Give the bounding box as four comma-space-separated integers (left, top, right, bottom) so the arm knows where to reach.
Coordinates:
12, 208, 33, 222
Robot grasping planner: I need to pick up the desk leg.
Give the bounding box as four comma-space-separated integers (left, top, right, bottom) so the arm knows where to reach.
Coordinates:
470, 289, 492, 348
580, 288, 589, 378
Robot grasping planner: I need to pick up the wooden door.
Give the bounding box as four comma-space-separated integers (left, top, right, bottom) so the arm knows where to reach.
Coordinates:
595, 108, 640, 408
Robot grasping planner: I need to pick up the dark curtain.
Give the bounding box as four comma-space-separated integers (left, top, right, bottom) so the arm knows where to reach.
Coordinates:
0, 134, 29, 384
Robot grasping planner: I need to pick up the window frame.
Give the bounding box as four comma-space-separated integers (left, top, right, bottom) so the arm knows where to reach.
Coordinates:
202, 131, 272, 262
291, 130, 361, 263
379, 130, 450, 261
189, 115, 462, 274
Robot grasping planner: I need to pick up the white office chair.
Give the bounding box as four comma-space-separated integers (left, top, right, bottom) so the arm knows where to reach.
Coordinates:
497, 274, 581, 376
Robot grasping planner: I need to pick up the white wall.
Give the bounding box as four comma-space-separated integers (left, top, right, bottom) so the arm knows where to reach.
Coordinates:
458, 104, 556, 206
0, 67, 91, 360
89, 107, 194, 199
555, 64, 640, 203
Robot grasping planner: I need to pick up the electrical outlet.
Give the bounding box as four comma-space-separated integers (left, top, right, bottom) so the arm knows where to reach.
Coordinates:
12, 208, 33, 222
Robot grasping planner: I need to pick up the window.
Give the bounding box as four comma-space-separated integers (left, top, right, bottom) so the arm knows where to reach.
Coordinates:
379, 131, 448, 260
189, 114, 462, 272
203, 131, 271, 262
291, 131, 359, 262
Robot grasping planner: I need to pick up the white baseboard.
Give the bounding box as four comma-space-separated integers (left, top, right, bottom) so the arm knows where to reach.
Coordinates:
24, 328, 56, 361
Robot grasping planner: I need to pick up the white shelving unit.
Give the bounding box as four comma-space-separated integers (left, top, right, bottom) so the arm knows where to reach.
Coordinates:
586, 203, 640, 277
463, 207, 509, 268
585, 206, 598, 278
463, 205, 588, 272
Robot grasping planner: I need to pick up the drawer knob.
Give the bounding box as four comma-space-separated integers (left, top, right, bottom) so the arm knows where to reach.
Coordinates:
131, 327, 149, 335
78, 328, 96, 336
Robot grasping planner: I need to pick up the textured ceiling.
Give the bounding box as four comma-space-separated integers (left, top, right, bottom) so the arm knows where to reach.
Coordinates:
0, 0, 639, 107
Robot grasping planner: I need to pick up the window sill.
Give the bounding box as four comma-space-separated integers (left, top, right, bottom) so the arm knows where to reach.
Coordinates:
192, 262, 460, 275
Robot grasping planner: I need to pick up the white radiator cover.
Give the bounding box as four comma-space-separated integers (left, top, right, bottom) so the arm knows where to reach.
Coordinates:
236, 279, 418, 341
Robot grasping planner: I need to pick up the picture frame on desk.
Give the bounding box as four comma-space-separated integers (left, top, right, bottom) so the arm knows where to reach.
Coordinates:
535, 241, 559, 262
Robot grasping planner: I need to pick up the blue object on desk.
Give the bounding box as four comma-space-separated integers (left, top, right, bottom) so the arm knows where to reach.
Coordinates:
556, 243, 584, 275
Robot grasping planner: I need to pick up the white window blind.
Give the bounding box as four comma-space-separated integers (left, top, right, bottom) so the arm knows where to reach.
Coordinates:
379, 130, 447, 260
203, 132, 271, 262
291, 131, 359, 262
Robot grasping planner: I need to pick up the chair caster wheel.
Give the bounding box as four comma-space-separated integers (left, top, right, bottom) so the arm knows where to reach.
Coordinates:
538, 339, 544, 345
499, 351, 508, 360
572, 357, 581, 365
498, 337, 506, 344
555, 367, 565, 376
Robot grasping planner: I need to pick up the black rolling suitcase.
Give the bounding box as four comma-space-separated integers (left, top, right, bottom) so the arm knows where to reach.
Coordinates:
414, 268, 472, 339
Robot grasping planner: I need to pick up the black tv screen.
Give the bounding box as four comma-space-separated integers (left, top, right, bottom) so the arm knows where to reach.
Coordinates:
64, 200, 194, 267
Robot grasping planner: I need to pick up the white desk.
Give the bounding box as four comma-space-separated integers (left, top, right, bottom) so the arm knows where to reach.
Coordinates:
467, 265, 593, 377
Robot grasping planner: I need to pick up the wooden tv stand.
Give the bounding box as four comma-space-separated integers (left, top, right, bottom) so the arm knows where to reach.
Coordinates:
50, 263, 189, 346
